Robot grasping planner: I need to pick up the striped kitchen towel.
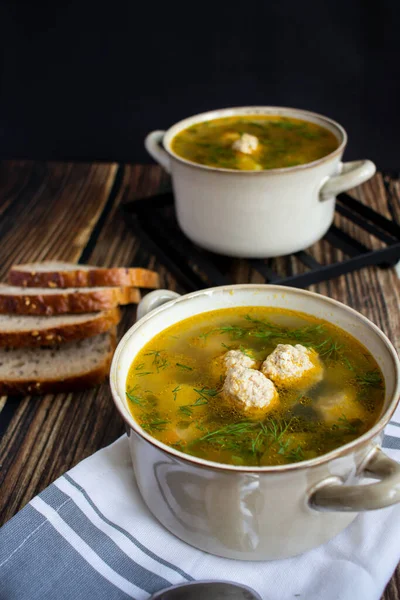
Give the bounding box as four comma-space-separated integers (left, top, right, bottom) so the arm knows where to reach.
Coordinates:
1, 408, 400, 600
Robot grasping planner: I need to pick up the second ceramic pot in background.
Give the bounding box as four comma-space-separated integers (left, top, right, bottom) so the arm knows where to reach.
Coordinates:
145, 106, 375, 258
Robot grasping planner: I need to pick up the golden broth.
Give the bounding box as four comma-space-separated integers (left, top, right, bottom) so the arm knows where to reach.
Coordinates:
171, 115, 339, 170
126, 307, 384, 467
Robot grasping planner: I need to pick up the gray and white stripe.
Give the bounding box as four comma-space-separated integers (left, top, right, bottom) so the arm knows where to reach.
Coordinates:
57, 475, 193, 583
39, 483, 172, 593
31, 495, 146, 598
383, 421, 400, 451
1, 506, 135, 600
1, 472, 194, 600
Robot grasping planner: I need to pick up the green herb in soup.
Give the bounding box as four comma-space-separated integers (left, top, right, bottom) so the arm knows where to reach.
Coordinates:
171, 115, 339, 170
126, 307, 384, 467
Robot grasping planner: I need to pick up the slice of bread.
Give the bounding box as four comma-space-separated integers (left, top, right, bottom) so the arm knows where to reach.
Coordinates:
0, 308, 120, 347
9, 261, 160, 289
0, 330, 116, 395
0, 284, 141, 315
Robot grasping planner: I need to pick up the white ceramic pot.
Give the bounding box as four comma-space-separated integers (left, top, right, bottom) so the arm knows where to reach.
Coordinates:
110, 285, 400, 561
145, 106, 376, 258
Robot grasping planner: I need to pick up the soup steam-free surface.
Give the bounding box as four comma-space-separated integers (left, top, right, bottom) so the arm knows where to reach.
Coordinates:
126, 307, 384, 467
171, 115, 339, 170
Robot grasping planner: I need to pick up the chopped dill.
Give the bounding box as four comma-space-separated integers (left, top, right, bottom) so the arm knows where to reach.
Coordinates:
263, 418, 292, 443
277, 439, 290, 455
342, 356, 354, 371
176, 363, 193, 371
332, 414, 359, 434
251, 429, 265, 454
218, 316, 327, 347
172, 385, 181, 401
219, 325, 249, 339
239, 345, 255, 358
286, 445, 304, 462
312, 338, 343, 360
126, 386, 144, 406
145, 349, 169, 372
143, 418, 170, 431
244, 314, 281, 328
179, 394, 210, 416
297, 326, 326, 340
134, 363, 145, 371
192, 398, 208, 406
194, 420, 206, 432
248, 330, 276, 340
195, 418, 296, 459
137, 371, 153, 377
356, 371, 383, 388
245, 315, 325, 338
199, 330, 215, 340
198, 421, 254, 441
171, 440, 185, 450
193, 387, 219, 401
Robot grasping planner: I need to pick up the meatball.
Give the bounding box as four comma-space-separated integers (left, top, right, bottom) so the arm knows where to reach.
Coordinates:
210, 349, 256, 380
223, 365, 278, 413
224, 349, 256, 371
232, 133, 259, 154
261, 344, 322, 387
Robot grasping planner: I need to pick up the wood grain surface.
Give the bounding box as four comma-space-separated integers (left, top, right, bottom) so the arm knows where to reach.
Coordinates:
0, 161, 399, 599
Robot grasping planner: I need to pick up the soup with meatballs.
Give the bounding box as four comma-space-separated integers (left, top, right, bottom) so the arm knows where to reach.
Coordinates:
171, 115, 339, 170
126, 307, 384, 467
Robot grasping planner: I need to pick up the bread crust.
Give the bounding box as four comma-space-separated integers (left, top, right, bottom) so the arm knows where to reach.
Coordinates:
0, 307, 120, 347
0, 332, 116, 395
9, 265, 160, 289
0, 366, 111, 395
0, 287, 140, 315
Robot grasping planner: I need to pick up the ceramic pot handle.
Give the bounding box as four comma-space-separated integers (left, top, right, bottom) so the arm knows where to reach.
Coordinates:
309, 448, 400, 512
136, 289, 180, 321
320, 160, 376, 200
144, 130, 171, 173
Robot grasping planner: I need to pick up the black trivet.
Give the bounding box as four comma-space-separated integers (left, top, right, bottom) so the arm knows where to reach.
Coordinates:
122, 190, 400, 291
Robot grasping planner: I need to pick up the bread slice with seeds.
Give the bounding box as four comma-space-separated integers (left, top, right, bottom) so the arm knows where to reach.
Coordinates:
0, 330, 116, 395
9, 261, 160, 289
0, 308, 120, 347
0, 284, 141, 315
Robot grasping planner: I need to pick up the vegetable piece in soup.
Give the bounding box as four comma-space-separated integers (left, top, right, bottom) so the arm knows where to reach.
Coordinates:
126, 307, 384, 467
171, 115, 339, 170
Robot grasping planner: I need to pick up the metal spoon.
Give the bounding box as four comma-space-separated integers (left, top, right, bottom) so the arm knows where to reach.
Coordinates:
149, 579, 262, 600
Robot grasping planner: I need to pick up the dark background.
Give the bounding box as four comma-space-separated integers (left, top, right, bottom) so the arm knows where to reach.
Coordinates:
0, 0, 399, 168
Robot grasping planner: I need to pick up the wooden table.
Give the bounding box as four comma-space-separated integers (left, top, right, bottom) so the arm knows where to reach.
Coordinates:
0, 161, 399, 598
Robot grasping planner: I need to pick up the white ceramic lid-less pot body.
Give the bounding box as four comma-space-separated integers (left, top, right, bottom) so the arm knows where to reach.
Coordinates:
145, 107, 376, 258
110, 285, 400, 561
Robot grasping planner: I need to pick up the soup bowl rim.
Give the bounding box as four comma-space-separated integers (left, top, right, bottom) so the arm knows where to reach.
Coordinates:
110, 284, 400, 473
162, 105, 347, 175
